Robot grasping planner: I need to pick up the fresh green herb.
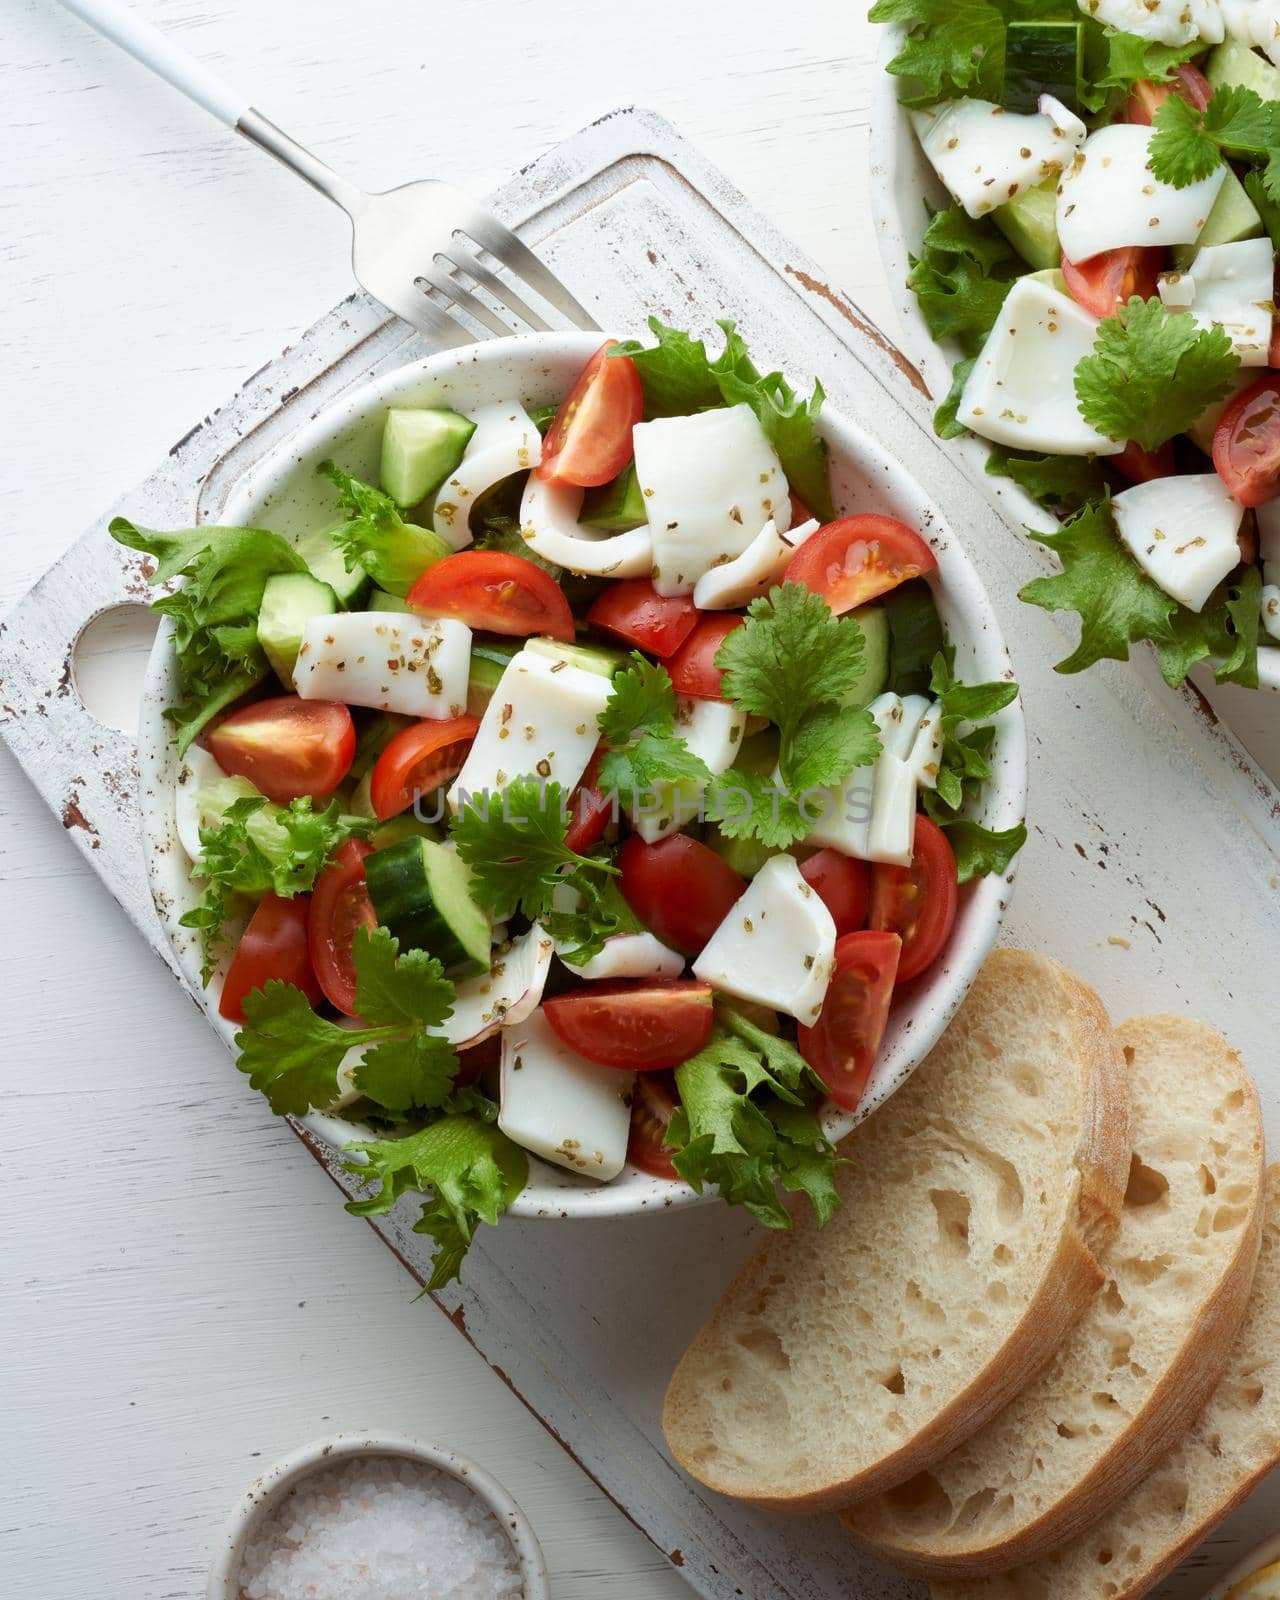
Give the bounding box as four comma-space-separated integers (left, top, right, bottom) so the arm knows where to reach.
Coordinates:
343, 1114, 528, 1290
1077, 27, 1200, 113
668, 1007, 840, 1230
907, 205, 1019, 352
474, 513, 562, 578
708, 584, 881, 847
236, 927, 460, 1117
935, 356, 978, 440
1150, 85, 1280, 197
1019, 498, 1259, 687
546, 876, 648, 970
985, 446, 1108, 515
869, 0, 1007, 105
317, 461, 449, 596
181, 793, 375, 980
920, 651, 1026, 881
111, 518, 308, 753
595, 654, 713, 808
1074, 297, 1240, 451
884, 579, 946, 696
610, 318, 834, 521
1244, 167, 1280, 250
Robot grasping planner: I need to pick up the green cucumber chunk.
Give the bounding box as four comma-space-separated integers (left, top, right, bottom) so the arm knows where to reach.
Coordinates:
366, 587, 411, 613
296, 521, 369, 607
524, 635, 628, 677
1172, 167, 1263, 270
734, 725, 781, 777
1003, 20, 1084, 113
348, 767, 377, 819
350, 711, 414, 780
842, 602, 892, 708
467, 639, 521, 714
580, 464, 647, 531
381, 408, 476, 508
360, 520, 454, 599
372, 812, 441, 850
1205, 37, 1280, 99
365, 836, 491, 976
1244, 168, 1280, 251
257, 571, 338, 689
993, 179, 1060, 271
881, 583, 943, 697
704, 823, 774, 879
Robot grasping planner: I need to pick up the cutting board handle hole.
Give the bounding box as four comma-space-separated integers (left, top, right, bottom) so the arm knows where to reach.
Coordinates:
71, 605, 160, 735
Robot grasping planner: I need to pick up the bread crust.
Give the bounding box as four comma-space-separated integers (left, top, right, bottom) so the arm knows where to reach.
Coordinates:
662, 950, 1132, 1512
847, 1016, 1265, 1575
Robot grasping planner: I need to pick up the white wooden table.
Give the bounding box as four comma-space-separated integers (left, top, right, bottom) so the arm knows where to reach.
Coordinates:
2, 4, 1276, 1597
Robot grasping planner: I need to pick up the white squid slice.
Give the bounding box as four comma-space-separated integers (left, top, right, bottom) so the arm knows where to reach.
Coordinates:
692, 518, 821, 610
519, 473, 653, 578
432, 401, 543, 550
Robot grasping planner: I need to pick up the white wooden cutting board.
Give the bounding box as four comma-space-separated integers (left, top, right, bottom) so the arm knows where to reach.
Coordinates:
2, 107, 1278, 1600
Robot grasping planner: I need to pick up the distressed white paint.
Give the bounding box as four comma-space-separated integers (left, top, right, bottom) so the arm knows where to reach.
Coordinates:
4, 12, 1280, 1600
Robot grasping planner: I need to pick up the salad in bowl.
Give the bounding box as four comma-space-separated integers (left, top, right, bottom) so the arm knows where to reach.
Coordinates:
126, 325, 1025, 1287
870, 0, 1280, 688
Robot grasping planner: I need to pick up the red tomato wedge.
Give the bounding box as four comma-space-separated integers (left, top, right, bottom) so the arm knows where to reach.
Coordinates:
1060, 247, 1162, 320
543, 981, 715, 1071
587, 578, 699, 659
619, 833, 746, 956
369, 714, 479, 820
207, 696, 354, 804
628, 1071, 681, 1179
308, 839, 376, 1016
219, 893, 322, 1023
1125, 62, 1212, 125
536, 340, 644, 488
454, 1031, 502, 1089
406, 551, 574, 642
798, 930, 902, 1112
563, 754, 615, 855
667, 615, 744, 700
784, 515, 937, 615
1111, 439, 1176, 483
1213, 375, 1280, 507
799, 848, 871, 937
868, 816, 959, 983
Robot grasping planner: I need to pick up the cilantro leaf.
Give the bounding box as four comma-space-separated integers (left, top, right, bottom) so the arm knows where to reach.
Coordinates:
354, 932, 457, 1029
1150, 84, 1280, 191
596, 655, 712, 807
343, 1115, 528, 1290
907, 205, 1019, 353
111, 518, 308, 752
353, 1031, 461, 1116
984, 446, 1108, 516
1148, 90, 1225, 186
668, 1014, 839, 1229
180, 795, 375, 980
236, 982, 358, 1117
610, 319, 834, 521
317, 461, 447, 597
1074, 297, 1240, 451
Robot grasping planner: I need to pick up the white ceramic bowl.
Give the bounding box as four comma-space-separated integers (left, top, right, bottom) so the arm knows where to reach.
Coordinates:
139, 330, 1027, 1220
1206, 1533, 1280, 1598
205, 1431, 548, 1600
867, 31, 1280, 692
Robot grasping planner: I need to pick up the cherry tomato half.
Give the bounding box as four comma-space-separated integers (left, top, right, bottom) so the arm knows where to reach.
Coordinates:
628, 1071, 681, 1179
1213, 375, 1280, 507
619, 833, 746, 956
1060, 248, 1162, 321
407, 551, 574, 642
1125, 63, 1212, 125
868, 815, 959, 983
219, 892, 322, 1023
369, 714, 479, 820
587, 578, 699, 659
536, 340, 644, 488
207, 696, 355, 804
800, 848, 871, 937
667, 614, 743, 700
543, 980, 715, 1071
797, 930, 902, 1113
308, 839, 376, 1016
784, 515, 937, 616
563, 753, 615, 855
1112, 439, 1176, 483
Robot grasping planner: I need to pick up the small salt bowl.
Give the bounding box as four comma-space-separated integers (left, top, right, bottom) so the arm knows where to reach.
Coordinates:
207, 1432, 549, 1600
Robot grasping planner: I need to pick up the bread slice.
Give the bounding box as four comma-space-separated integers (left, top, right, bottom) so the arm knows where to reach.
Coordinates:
930, 1165, 1280, 1600
662, 949, 1131, 1512
843, 1015, 1265, 1576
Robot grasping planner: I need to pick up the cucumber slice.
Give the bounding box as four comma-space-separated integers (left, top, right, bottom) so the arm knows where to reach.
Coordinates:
295, 521, 370, 607
348, 768, 377, 819
1205, 38, 1280, 100
366, 587, 411, 612
381, 408, 476, 508
1244, 167, 1280, 251
525, 635, 629, 678
993, 179, 1060, 271
1003, 20, 1084, 113
372, 812, 441, 850
580, 464, 647, 531
844, 603, 892, 708
257, 572, 338, 689
704, 823, 774, 879
467, 640, 521, 714
1172, 167, 1264, 269
365, 836, 492, 976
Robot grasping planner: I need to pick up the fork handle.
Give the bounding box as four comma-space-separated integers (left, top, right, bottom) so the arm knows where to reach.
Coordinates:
56, 0, 248, 126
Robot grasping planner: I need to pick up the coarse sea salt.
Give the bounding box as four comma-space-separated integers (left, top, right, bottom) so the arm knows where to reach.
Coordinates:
237, 1455, 524, 1600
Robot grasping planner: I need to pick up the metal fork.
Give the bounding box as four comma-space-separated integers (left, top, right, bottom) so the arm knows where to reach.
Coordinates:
56, 0, 600, 348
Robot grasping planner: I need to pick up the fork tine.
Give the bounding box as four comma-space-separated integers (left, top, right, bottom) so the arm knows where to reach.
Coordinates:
417, 265, 514, 338
371, 280, 475, 350
457, 217, 600, 331
441, 244, 552, 333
